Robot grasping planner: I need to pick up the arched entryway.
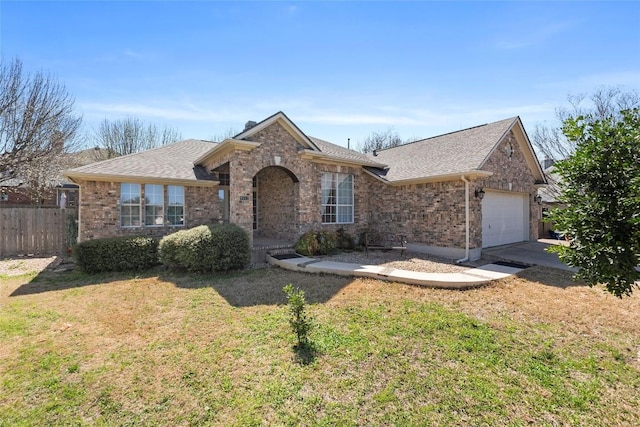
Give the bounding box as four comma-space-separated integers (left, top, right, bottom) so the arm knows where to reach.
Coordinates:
253, 166, 299, 242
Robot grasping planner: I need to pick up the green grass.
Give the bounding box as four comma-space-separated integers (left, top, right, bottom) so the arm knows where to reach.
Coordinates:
0, 267, 638, 426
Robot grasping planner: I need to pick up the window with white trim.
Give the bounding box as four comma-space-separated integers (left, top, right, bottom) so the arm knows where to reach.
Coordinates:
321, 172, 353, 224
120, 183, 141, 227
144, 184, 164, 226
167, 185, 185, 226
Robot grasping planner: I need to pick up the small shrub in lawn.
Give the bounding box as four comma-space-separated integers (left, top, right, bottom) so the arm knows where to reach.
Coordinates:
74, 236, 159, 273
158, 224, 250, 272
294, 230, 337, 256
283, 284, 313, 348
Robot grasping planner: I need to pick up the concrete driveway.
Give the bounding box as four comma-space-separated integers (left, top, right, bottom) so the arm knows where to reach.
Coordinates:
482, 239, 576, 271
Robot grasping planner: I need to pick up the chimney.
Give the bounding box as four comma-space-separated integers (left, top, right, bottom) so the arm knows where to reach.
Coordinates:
244, 120, 257, 131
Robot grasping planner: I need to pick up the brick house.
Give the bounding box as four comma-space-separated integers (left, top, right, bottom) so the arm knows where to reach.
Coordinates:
64, 111, 546, 261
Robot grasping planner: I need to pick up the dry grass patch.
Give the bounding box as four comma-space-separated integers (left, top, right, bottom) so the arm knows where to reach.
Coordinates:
1, 264, 639, 425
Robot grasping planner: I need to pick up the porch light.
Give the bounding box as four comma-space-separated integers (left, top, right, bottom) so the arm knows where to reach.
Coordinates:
474, 188, 485, 199
534, 194, 542, 204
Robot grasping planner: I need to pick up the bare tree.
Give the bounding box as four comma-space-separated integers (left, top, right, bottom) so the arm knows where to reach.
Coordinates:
209, 127, 240, 142
0, 58, 82, 185
533, 86, 640, 162
358, 127, 405, 153
92, 116, 182, 160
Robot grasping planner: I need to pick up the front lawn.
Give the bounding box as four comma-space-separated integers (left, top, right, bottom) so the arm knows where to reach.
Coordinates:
1, 265, 639, 426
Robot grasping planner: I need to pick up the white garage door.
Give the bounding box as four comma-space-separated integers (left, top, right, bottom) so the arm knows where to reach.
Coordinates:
482, 191, 528, 248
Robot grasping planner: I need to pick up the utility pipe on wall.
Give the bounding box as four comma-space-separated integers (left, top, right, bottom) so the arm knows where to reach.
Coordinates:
456, 175, 470, 264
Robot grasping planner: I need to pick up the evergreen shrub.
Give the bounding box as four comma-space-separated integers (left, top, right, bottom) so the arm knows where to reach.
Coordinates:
74, 235, 158, 273
158, 224, 250, 272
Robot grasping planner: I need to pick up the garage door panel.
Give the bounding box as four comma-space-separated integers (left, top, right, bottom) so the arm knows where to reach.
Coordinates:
482, 192, 527, 248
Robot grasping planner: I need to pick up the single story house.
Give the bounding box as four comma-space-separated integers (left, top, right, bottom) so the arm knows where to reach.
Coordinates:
64, 111, 546, 261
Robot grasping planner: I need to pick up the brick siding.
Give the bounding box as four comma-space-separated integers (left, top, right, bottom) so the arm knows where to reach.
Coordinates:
76, 180, 220, 241
76, 122, 541, 255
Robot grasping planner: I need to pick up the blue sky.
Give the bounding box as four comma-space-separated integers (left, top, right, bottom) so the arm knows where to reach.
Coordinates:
1, 1, 639, 150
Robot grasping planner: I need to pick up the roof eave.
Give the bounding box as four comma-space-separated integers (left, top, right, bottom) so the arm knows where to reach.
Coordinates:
298, 149, 387, 168
194, 139, 261, 165
388, 171, 493, 186
63, 171, 219, 187
516, 117, 547, 184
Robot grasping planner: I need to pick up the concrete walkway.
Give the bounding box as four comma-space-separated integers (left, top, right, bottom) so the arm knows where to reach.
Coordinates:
267, 254, 524, 289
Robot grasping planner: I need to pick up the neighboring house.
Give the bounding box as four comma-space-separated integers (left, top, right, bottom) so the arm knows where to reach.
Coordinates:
0, 177, 59, 206
64, 111, 546, 261
537, 159, 563, 238
0, 147, 110, 207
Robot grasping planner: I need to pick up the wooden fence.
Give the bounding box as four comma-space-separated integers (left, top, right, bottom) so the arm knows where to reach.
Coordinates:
0, 207, 77, 257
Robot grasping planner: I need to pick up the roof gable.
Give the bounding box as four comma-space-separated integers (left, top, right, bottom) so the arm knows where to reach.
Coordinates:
195, 111, 386, 168
482, 117, 545, 183
234, 111, 319, 150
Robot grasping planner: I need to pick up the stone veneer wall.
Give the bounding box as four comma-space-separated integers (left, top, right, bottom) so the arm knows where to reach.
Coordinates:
77, 180, 220, 241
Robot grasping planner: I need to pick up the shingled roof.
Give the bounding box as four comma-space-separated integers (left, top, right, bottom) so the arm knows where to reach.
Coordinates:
365, 117, 519, 183
65, 139, 219, 184
65, 114, 541, 186
308, 136, 386, 167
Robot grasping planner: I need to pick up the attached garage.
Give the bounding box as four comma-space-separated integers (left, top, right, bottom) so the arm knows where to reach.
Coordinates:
482, 191, 529, 248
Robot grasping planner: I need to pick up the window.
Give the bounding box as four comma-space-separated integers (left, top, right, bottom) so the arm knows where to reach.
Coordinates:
167, 185, 185, 226
218, 172, 230, 186
120, 183, 141, 227
120, 183, 185, 228
321, 172, 353, 223
145, 184, 164, 226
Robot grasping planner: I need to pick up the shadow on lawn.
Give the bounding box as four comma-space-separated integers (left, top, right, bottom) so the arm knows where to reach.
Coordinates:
8, 254, 589, 303
161, 268, 354, 307
10, 265, 353, 308
8, 267, 152, 297
293, 342, 318, 366
514, 265, 585, 289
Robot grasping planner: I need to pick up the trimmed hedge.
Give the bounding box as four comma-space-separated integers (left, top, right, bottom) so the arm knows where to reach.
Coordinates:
295, 230, 337, 256
158, 224, 250, 272
74, 235, 159, 274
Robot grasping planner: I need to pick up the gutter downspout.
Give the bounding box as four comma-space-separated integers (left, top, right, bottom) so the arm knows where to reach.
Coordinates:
456, 175, 470, 264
